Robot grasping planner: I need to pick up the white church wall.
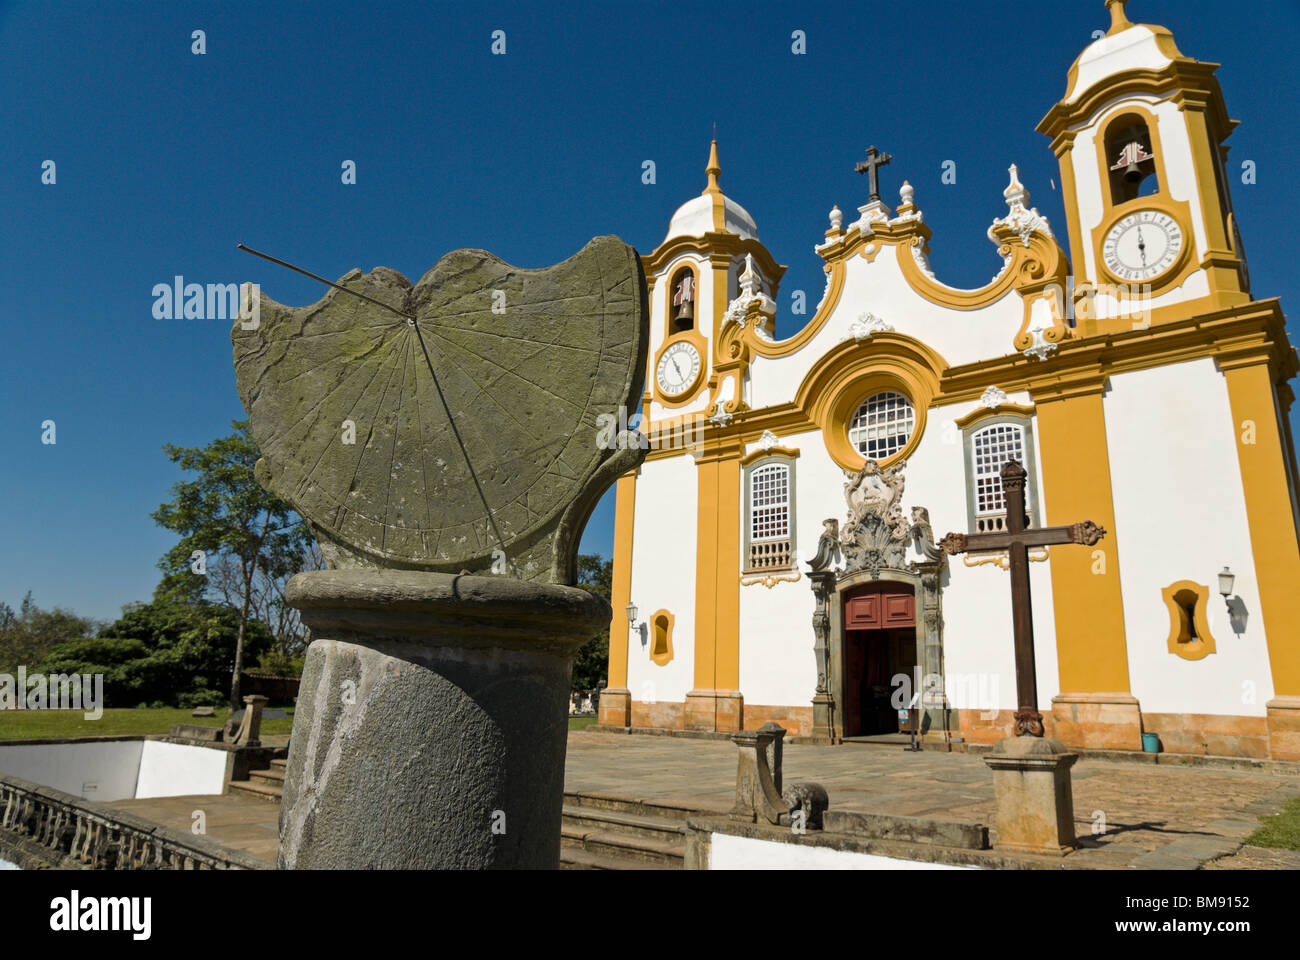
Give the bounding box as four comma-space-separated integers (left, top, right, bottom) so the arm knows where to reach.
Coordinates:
738, 429, 827, 707
748, 246, 1028, 414
908, 396, 1060, 713
626, 453, 699, 706
1104, 359, 1272, 716
748, 400, 1060, 715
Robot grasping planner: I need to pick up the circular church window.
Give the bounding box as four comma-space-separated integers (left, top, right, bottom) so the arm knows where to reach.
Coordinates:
849, 391, 915, 460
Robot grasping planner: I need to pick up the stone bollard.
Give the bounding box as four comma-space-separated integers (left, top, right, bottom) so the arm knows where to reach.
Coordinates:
278, 569, 607, 869
729, 725, 788, 824
982, 736, 1079, 856
226, 694, 269, 746
758, 721, 786, 794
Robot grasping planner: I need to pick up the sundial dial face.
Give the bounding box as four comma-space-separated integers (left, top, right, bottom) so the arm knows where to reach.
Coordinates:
232, 236, 649, 584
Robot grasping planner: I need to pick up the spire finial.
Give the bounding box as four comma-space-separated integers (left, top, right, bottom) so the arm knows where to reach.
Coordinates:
1105, 0, 1132, 35
703, 137, 722, 196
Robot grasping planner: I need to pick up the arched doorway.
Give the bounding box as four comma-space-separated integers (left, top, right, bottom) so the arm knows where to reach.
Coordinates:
840, 581, 917, 738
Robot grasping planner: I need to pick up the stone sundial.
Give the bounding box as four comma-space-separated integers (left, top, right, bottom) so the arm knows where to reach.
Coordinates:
232, 236, 648, 585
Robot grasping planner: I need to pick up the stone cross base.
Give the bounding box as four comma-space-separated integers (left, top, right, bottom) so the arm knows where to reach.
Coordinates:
278, 569, 607, 869
982, 736, 1079, 857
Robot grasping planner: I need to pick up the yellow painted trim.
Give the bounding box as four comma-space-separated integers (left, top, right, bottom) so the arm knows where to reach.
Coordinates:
1223, 361, 1300, 696
963, 547, 1049, 570
661, 261, 701, 345
897, 236, 1021, 311
1035, 389, 1132, 694
795, 332, 947, 473
693, 448, 742, 693
1088, 104, 1199, 294
1161, 580, 1216, 661
743, 260, 846, 359
953, 402, 1037, 430
739, 445, 800, 467
606, 471, 637, 689
649, 609, 675, 666
643, 235, 785, 293
740, 570, 801, 589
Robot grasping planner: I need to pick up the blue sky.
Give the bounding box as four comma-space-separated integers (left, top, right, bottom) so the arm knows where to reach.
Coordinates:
2, 1, 1297, 623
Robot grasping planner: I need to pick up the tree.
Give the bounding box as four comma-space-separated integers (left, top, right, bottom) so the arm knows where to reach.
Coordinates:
38, 599, 272, 708
152, 420, 312, 708
0, 592, 100, 675
571, 554, 613, 692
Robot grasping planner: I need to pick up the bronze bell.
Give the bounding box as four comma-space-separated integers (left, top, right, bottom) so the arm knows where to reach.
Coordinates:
673, 298, 694, 328
1122, 158, 1144, 183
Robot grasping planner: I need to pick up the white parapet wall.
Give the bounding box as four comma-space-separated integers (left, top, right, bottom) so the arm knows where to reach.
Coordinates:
708, 831, 979, 870
0, 737, 230, 801
134, 739, 230, 798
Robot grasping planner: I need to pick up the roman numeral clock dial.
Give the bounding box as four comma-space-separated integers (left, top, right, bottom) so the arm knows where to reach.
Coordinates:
656, 340, 701, 397
1101, 210, 1183, 283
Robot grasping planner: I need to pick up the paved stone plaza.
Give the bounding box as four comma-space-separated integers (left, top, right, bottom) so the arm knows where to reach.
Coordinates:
110, 731, 1300, 868
564, 732, 1300, 868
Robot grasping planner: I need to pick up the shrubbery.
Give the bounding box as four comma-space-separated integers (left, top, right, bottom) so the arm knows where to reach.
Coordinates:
37, 600, 271, 708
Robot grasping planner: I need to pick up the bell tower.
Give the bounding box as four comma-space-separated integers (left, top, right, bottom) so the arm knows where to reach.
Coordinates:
1037, 0, 1249, 332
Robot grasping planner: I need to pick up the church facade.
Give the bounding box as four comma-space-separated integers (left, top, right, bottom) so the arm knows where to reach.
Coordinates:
597, 1, 1300, 761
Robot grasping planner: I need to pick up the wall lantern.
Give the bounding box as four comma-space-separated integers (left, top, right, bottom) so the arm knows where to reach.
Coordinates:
1217, 566, 1235, 608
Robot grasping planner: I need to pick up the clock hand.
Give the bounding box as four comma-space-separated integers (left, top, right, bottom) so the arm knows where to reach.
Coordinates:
1135, 226, 1147, 266
236, 243, 515, 574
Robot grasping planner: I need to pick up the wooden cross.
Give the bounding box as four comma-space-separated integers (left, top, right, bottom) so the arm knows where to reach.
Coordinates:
938, 460, 1106, 737
855, 145, 892, 203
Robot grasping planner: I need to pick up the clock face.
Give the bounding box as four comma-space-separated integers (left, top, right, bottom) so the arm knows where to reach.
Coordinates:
656, 340, 701, 396
1101, 210, 1184, 282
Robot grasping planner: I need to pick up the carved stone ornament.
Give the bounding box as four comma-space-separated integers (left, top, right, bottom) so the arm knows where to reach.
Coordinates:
845, 311, 894, 342
839, 461, 913, 578
980, 385, 1009, 409
807, 518, 842, 572
988, 164, 1054, 249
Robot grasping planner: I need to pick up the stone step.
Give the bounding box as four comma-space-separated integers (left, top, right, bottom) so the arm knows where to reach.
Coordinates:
561, 804, 687, 844
249, 766, 285, 785
560, 823, 684, 867
270, 758, 288, 770
228, 779, 284, 803
559, 847, 675, 870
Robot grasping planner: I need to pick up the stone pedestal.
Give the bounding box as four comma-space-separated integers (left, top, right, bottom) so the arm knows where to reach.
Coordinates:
597, 686, 631, 727
278, 569, 607, 870
684, 689, 743, 732
982, 736, 1078, 857
1050, 692, 1142, 750
1267, 696, 1300, 761
811, 693, 836, 743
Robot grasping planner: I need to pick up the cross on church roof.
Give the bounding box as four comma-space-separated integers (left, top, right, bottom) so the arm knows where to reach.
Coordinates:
938, 460, 1106, 737
855, 145, 893, 204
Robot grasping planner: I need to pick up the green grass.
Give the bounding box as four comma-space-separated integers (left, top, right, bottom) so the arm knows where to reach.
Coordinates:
0, 707, 295, 741
568, 716, 597, 731
1246, 796, 1300, 850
